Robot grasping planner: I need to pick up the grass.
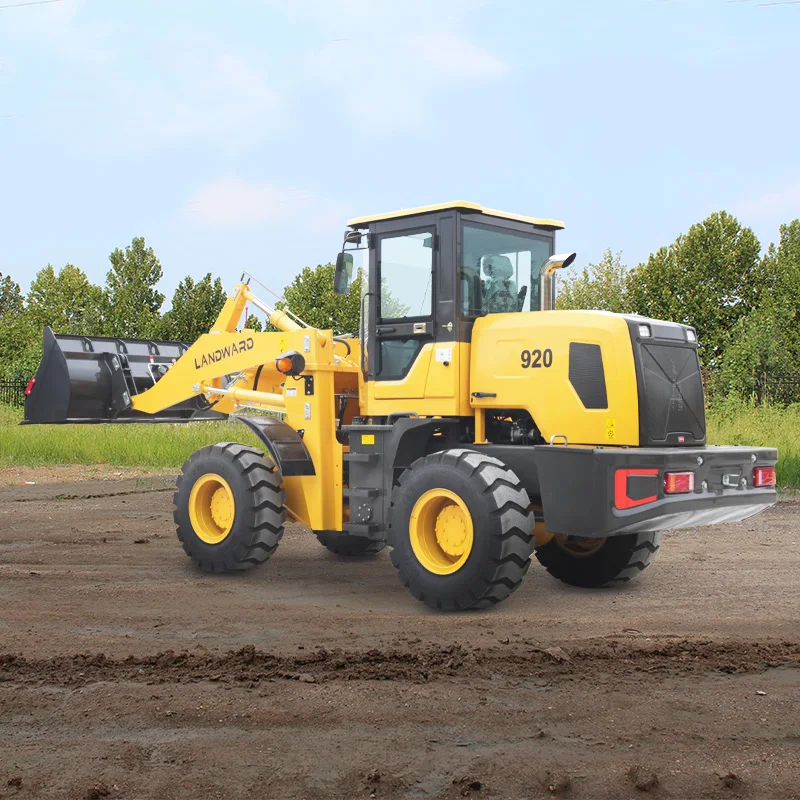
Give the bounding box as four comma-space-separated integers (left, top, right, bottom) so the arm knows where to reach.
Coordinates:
1, 401, 797, 487
0, 405, 262, 470
706, 401, 800, 490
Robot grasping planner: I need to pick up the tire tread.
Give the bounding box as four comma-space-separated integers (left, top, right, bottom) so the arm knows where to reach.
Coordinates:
388, 449, 535, 611
535, 530, 662, 588
174, 443, 286, 573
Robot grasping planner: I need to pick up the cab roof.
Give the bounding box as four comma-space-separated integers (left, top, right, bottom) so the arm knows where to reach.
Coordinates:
347, 201, 564, 231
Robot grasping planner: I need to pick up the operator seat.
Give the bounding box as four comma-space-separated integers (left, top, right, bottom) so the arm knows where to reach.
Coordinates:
481, 255, 518, 313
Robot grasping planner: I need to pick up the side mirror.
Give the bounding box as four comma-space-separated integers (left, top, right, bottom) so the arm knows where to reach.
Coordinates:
334, 252, 354, 295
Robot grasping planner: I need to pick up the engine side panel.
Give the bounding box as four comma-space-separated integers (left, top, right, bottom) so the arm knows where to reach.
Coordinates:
470, 310, 640, 446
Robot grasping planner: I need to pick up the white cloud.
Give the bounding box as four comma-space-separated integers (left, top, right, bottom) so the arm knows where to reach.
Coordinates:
268, 0, 488, 31
3, 0, 114, 64
6, 12, 281, 152
738, 183, 800, 220
418, 31, 509, 80
306, 32, 509, 130
0, 56, 15, 84
185, 179, 346, 233
121, 33, 282, 151
271, 0, 509, 130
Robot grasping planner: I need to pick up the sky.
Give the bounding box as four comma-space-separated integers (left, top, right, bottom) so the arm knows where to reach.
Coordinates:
1, 0, 799, 307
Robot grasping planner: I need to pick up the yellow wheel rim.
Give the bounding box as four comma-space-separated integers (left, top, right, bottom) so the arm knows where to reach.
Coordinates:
189, 473, 235, 544
409, 489, 474, 575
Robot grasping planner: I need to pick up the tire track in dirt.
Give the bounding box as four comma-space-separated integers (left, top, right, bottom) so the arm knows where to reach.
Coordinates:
2, 638, 798, 687
9, 487, 175, 503
0, 475, 176, 503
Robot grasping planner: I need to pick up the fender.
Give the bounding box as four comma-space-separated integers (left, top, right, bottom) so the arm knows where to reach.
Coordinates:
234, 415, 315, 477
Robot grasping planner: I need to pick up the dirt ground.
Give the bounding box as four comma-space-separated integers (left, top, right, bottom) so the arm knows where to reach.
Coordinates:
0, 469, 798, 800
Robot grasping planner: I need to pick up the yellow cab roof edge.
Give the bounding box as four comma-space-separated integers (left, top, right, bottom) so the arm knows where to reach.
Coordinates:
347, 201, 564, 230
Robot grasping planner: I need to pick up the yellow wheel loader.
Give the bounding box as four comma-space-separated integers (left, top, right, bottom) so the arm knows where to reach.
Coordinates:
23, 202, 778, 610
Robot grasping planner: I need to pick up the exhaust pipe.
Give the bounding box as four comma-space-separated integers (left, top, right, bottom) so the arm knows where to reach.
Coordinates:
539, 252, 577, 311
22, 327, 226, 424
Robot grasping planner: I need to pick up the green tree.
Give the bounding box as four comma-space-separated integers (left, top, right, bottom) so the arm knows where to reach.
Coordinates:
626, 211, 763, 370
718, 218, 800, 398
1, 273, 25, 317
276, 262, 362, 334
556, 249, 629, 313
718, 308, 799, 399
760, 219, 800, 347
102, 237, 165, 338
244, 314, 263, 332
379, 277, 411, 319
0, 272, 34, 376
159, 273, 227, 342
27, 263, 104, 335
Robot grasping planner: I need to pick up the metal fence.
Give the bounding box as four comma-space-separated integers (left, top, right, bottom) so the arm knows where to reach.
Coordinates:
0, 379, 27, 407
3, 373, 800, 407
757, 375, 800, 406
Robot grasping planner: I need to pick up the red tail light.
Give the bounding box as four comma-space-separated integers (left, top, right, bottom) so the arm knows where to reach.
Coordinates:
753, 466, 776, 487
24, 377, 36, 396
664, 471, 694, 494
614, 468, 659, 509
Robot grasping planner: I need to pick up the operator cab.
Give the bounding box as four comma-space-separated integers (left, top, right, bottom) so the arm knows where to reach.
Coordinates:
334, 201, 566, 390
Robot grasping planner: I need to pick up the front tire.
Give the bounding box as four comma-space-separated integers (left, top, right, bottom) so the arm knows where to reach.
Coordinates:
174, 442, 286, 573
535, 532, 662, 588
388, 449, 535, 611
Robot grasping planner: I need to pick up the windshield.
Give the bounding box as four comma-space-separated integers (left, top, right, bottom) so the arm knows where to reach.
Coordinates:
460, 223, 553, 316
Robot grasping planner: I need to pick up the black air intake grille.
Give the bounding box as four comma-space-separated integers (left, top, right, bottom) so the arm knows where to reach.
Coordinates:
569, 342, 608, 409
639, 342, 705, 445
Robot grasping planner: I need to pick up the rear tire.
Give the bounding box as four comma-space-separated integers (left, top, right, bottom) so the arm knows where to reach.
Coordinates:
174, 442, 286, 573
535, 532, 662, 588
315, 530, 386, 556
388, 449, 535, 611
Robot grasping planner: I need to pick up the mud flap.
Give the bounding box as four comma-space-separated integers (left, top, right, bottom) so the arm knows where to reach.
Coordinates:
234, 415, 315, 476
22, 327, 226, 424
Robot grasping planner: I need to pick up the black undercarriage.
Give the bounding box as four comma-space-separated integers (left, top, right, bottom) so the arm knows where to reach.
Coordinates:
338, 416, 776, 542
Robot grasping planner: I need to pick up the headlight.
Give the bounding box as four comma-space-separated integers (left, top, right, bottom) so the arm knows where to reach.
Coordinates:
685, 328, 696, 343
638, 324, 651, 338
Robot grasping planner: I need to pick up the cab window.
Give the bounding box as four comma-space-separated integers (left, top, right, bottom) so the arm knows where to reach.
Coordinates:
373, 229, 434, 380
378, 231, 434, 321
460, 223, 552, 316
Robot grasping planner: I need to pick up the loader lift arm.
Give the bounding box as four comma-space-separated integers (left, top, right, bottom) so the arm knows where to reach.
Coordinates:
131, 282, 348, 417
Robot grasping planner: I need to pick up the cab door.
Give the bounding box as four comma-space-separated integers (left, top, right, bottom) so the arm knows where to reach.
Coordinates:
370, 225, 436, 399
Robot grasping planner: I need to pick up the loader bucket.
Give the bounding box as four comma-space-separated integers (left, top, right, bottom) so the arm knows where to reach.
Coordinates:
22, 327, 226, 424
